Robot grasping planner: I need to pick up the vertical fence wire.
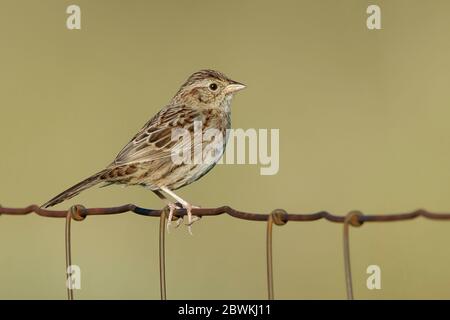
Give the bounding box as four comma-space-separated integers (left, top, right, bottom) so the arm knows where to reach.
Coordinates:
343, 211, 363, 300
65, 210, 74, 300
159, 209, 167, 300
266, 214, 274, 300
266, 209, 288, 300
65, 205, 86, 301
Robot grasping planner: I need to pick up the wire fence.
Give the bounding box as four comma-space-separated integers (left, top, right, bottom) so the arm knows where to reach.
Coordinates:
1, 204, 450, 300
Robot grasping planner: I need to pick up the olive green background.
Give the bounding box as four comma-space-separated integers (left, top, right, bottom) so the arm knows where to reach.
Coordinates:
1, 0, 450, 299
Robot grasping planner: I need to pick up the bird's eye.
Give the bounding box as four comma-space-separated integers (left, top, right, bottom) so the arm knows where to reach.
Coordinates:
209, 83, 218, 91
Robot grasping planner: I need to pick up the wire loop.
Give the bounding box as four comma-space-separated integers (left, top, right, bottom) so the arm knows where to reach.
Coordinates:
271, 209, 288, 226
69, 204, 86, 221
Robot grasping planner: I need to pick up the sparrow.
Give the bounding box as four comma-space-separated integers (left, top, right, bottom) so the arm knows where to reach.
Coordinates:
42, 69, 246, 233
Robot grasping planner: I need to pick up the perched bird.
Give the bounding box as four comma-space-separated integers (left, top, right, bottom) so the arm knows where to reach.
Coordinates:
42, 70, 245, 233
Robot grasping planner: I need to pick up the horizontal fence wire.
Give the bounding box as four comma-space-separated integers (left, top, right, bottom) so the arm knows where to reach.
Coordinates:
1, 204, 450, 299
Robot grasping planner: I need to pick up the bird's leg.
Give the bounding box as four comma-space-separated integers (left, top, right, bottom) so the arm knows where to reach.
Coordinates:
172, 202, 184, 228
167, 203, 182, 232
184, 203, 202, 226
160, 187, 201, 235
153, 190, 182, 232
183, 203, 202, 235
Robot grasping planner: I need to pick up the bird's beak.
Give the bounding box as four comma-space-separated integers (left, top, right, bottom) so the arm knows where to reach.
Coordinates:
224, 82, 246, 94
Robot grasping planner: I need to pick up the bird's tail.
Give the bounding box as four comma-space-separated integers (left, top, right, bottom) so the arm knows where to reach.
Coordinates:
42, 170, 108, 208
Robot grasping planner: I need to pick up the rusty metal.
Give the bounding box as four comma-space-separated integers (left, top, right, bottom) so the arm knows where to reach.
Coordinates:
3, 204, 450, 299
70, 204, 87, 221
266, 214, 274, 300
343, 211, 364, 300
266, 209, 288, 300
271, 209, 288, 226
65, 208, 74, 300
2, 205, 450, 223
159, 209, 167, 300
64, 205, 86, 300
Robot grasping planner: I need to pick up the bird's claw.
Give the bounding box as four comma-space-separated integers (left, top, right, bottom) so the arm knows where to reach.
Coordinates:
174, 217, 184, 228
165, 203, 201, 235
185, 204, 201, 235
185, 215, 201, 227
166, 203, 181, 233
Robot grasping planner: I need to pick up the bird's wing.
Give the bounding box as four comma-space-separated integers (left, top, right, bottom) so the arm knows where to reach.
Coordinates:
111, 104, 202, 166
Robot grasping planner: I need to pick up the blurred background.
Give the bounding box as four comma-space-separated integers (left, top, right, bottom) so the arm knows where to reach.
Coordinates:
1, 0, 450, 299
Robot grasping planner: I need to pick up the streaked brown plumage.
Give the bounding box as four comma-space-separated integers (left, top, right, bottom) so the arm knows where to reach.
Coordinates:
42, 69, 245, 232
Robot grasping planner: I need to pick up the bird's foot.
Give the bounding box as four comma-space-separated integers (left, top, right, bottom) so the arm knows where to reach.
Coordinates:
166, 203, 182, 232
184, 203, 201, 235
173, 216, 184, 228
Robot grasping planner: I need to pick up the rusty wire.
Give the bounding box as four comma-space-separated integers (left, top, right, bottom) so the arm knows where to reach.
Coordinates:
342, 211, 363, 300
2, 204, 450, 300
266, 214, 274, 300
266, 209, 288, 300
65, 210, 73, 300
159, 209, 167, 300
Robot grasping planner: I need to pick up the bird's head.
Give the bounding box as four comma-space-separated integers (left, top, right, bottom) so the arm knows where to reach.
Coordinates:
172, 69, 246, 109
